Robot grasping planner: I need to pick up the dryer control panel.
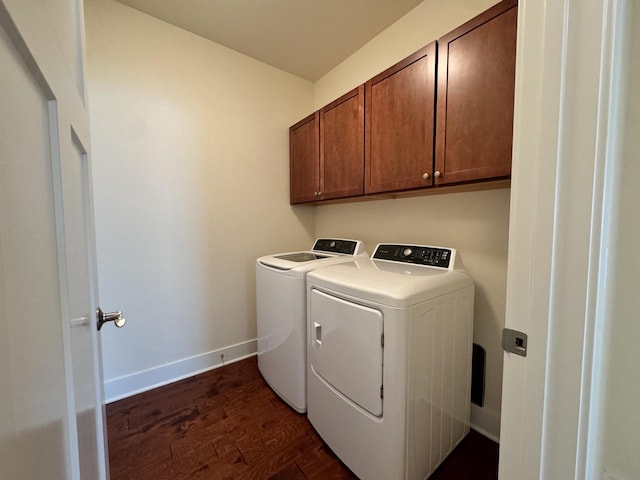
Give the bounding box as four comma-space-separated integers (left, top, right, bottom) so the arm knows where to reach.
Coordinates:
373, 244, 452, 269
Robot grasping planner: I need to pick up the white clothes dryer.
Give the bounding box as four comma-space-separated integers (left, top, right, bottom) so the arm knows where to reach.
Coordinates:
256, 238, 367, 413
307, 244, 474, 480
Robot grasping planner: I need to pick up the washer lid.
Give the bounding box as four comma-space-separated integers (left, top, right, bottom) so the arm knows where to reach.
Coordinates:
274, 252, 330, 263
258, 252, 336, 272
257, 239, 367, 273
307, 258, 473, 308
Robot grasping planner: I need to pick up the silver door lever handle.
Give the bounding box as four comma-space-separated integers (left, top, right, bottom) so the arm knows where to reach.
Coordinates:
97, 308, 126, 331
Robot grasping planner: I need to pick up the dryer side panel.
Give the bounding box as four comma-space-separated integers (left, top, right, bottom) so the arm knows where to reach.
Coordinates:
406, 285, 474, 479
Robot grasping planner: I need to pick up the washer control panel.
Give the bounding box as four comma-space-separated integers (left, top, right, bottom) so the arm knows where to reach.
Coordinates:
313, 239, 361, 255
373, 244, 452, 268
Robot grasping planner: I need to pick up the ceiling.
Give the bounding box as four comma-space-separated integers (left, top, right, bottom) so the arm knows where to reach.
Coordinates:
114, 0, 423, 81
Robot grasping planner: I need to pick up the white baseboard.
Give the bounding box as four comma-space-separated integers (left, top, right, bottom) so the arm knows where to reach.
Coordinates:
470, 403, 501, 443
104, 339, 257, 403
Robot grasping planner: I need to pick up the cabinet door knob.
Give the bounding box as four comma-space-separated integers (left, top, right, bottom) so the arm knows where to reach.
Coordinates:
422, 173, 430, 180
434, 170, 441, 178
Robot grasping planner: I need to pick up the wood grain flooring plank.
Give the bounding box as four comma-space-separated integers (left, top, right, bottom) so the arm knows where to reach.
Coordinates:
294, 437, 356, 480
266, 462, 307, 480
107, 356, 498, 480
169, 441, 217, 479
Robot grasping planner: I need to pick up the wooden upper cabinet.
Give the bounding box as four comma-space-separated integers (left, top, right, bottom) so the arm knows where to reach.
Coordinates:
290, 112, 319, 204
365, 43, 436, 194
289, 0, 517, 203
320, 85, 365, 201
435, 0, 517, 186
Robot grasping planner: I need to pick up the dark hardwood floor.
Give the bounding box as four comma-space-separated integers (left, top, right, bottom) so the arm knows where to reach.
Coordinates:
107, 356, 498, 479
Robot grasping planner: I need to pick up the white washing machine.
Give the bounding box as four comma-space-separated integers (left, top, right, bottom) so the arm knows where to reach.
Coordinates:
256, 238, 367, 413
307, 244, 474, 480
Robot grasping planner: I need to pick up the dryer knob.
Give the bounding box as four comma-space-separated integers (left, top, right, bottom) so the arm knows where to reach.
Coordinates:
403, 248, 413, 257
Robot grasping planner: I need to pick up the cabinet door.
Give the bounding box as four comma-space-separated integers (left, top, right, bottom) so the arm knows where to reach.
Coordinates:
290, 112, 319, 204
435, 0, 517, 185
365, 43, 436, 194
320, 85, 364, 200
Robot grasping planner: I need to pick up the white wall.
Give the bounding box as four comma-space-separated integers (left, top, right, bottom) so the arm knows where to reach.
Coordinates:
602, 2, 640, 478
85, 0, 315, 400
312, 0, 505, 439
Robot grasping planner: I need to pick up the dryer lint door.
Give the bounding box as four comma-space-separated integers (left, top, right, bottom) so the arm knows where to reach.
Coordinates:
309, 288, 383, 416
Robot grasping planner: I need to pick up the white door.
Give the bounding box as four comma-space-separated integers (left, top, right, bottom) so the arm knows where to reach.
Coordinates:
0, 1, 110, 479
500, 0, 629, 478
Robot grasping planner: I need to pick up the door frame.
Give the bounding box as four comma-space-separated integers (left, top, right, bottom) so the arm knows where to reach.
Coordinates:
500, 0, 626, 478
